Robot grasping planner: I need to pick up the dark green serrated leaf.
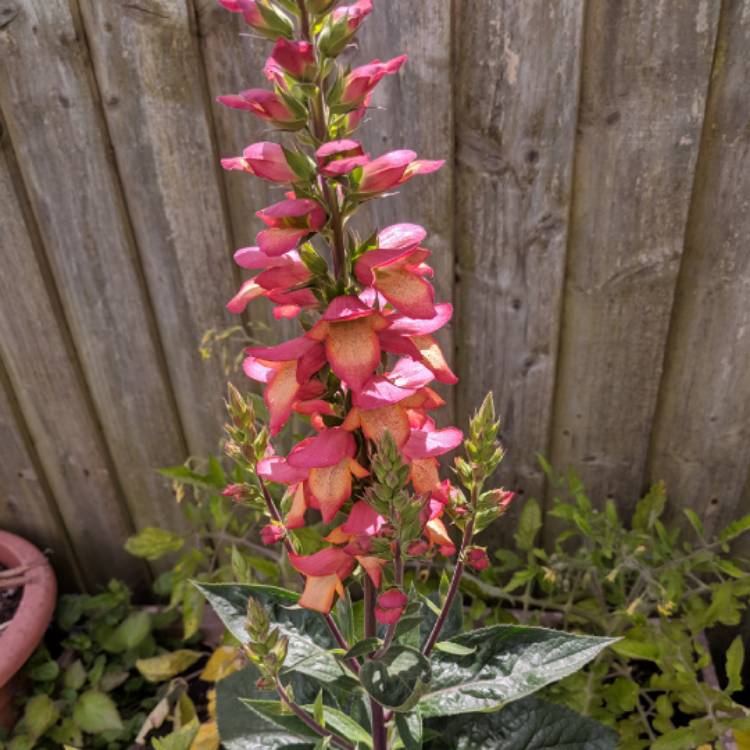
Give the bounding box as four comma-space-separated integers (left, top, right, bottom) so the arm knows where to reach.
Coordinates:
395, 709, 422, 750
428, 696, 618, 750
419, 625, 616, 717
360, 645, 432, 712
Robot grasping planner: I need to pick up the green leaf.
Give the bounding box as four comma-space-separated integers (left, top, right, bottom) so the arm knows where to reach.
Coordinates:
63, 659, 87, 690
195, 582, 356, 690
611, 637, 659, 662
632, 481, 666, 532
101, 610, 152, 653
136, 649, 203, 682
344, 637, 381, 660
727, 635, 745, 694
360, 645, 432, 712
216, 669, 313, 749
23, 694, 59, 742
152, 718, 200, 750
419, 625, 616, 717
395, 709, 423, 750
125, 527, 184, 560
429, 696, 618, 749
73, 689, 124, 733
29, 659, 60, 682
514, 499, 542, 551
719, 512, 750, 543
682, 508, 704, 537
300, 704, 372, 748
433, 641, 476, 656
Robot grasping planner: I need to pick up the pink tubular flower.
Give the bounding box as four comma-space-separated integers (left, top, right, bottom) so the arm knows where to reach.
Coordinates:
266, 38, 317, 81
355, 224, 436, 319
217, 89, 305, 129
466, 546, 490, 571
357, 150, 444, 195
260, 523, 285, 545
256, 198, 327, 256
226, 247, 315, 318
306, 295, 389, 393
221, 142, 297, 183
340, 56, 407, 108
286, 428, 369, 522
379, 303, 457, 384
216, 0, 293, 38
332, 0, 373, 31
316, 140, 369, 177
375, 589, 408, 625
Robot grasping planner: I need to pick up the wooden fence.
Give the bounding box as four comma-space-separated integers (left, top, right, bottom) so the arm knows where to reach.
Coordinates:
1, 0, 748, 589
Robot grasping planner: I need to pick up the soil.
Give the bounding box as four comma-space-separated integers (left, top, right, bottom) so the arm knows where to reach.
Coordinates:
0, 564, 23, 630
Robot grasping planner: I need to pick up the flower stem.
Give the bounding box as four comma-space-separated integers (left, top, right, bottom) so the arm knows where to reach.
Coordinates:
364, 577, 388, 750
422, 518, 474, 656
276, 678, 355, 750
257, 475, 359, 672
375, 542, 402, 658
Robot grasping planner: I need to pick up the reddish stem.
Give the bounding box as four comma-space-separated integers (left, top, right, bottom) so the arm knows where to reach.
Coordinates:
364, 576, 388, 750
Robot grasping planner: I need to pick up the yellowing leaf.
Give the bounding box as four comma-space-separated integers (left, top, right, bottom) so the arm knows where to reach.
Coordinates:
735, 728, 750, 750
190, 721, 220, 750
136, 650, 202, 683
207, 689, 217, 721
200, 646, 242, 682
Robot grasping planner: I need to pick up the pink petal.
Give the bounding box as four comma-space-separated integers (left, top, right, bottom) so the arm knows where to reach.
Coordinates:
242, 356, 274, 383
341, 501, 386, 536
257, 456, 309, 484
257, 227, 309, 256
322, 295, 375, 322
287, 428, 355, 469
386, 303, 454, 335
246, 335, 319, 361
378, 223, 427, 251
403, 426, 464, 460
289, 547, 353, 577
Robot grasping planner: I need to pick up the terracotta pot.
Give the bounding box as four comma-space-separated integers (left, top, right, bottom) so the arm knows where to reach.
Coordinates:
0, 531, 57, 731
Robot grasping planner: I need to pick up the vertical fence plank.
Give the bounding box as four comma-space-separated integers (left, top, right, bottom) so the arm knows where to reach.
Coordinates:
454, 2, 584, 528
77, 0, 238, 455
356, 0, 455, 419
0, 0, 187, 533
0, 136, 146, 587
548, 1, 720, 518
647, 0, 750, 545
0, 371, 80, 589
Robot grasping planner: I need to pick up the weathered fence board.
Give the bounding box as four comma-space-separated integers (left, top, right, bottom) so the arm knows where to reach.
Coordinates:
0, 371, 80, 589
454, 1, 584, 535
548, 0, 721, 521
77, 0, 239, 455
0, 136, 145, 587
356, 0, 455, 419
0, 0, 186, 534
647, 0, 750, 546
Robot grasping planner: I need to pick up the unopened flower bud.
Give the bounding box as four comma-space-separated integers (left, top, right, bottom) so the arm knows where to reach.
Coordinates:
465, 546, 490, 572
260, 523, 285, 546
375, 588, 408, 625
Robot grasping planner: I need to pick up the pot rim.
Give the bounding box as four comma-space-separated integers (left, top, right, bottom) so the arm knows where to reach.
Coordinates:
0, 530, 57, 688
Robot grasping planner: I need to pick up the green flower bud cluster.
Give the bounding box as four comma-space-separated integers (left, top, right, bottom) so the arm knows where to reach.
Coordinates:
244, 597, 290, 690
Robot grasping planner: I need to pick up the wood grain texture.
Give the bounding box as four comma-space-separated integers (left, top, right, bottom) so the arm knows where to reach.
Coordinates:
647, 0, 750, 544
192, 0, 286, 341
454, 1, 584, 524
77, 0, 238, 455
0, 133, 146, 587
355, 0, 455, 420
0, 0, 186, 533
0, 366, 81, 590
548, 0, 720, 518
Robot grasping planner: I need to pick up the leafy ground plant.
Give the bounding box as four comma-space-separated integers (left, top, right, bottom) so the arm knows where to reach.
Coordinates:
2, 581, 205, 749
463, 464, 750, 750
186, 1, 619, 747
